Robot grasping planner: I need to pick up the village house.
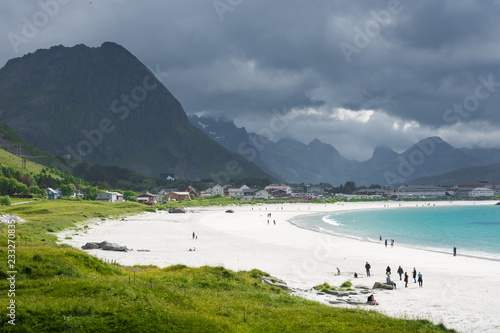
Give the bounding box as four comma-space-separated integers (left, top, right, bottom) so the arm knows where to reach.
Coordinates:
46, 188, 60, 200
239, 188, 270, 202
96, 191, 125, 203
157, 188, 178, 202
264, 184, 292, 197
457, 182, 500, 197
307, 186, 324, 194
185, 185, 198, 198
384, 185, 446, 198
210, 184, 224, 196
159, 173, 175, 180
137, 193, 158, 205
468, 187, 495, 198
167, 191, 191, 201
228, 185, 250, 198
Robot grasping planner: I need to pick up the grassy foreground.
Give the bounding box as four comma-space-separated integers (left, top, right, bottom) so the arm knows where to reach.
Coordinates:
0, 201, 456, 332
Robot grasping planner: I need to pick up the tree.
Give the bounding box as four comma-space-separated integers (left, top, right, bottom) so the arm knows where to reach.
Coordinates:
123, 190, 136, 201
60, 184, 77, 197
29, 185, 44, 196
344, 181, 356, 194
15, 182, 28, 197
84, 187, 98, 200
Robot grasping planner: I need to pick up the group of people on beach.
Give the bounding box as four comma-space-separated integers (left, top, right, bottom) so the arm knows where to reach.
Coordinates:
380, 235, 394, 248
403, 267, 423, 287
361, 262, 423, 288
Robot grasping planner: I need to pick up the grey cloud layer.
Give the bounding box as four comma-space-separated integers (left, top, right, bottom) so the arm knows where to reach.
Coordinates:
1, 0, 499, 160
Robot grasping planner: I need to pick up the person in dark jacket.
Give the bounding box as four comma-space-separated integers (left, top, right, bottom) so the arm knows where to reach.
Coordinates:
404, 272, 409, 288
397, 266, 404, 280
365, 262, 371, 277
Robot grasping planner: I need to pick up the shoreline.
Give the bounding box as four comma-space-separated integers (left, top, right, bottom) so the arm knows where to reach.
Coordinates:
289, 206, 500, 263
58, 200, 500, 332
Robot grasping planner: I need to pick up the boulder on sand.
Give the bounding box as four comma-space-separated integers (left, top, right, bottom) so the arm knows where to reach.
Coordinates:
372, 282, 395, 290
169, 207, 186, 213
81, 242, 100, 250
100, 241, 127, 251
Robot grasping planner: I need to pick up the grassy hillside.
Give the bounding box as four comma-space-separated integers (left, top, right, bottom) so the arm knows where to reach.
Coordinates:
0, 147, 55, 177
0, 120, 71, 173
0, 200, 456, 332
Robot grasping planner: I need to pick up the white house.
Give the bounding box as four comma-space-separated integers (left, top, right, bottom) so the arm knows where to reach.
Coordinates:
469, 187, 495, 198
210, 184, 224, 196
254, 189, 270, 200
228, 185, 250, 198
46, 188, 60, 200
96, 191, 125, 202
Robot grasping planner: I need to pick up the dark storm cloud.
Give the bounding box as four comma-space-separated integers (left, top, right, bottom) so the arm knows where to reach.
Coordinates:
1, 0, 500, 159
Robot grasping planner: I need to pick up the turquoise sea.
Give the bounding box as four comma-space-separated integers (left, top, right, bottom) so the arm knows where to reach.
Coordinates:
290, 204, 500, 261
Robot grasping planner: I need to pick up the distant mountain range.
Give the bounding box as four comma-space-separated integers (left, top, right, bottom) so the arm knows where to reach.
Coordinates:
0, 42, 270, 181
410, 163, 500, 186
190, 114, 500, 185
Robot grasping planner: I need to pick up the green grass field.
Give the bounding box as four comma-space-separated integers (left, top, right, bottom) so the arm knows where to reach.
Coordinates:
0, 200, 456, 332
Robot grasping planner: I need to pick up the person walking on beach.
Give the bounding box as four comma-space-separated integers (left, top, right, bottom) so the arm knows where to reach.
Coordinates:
365, 262, 371, 277
397, 266, 404, 280
453, 247, 457, 256
380, 235, 382, 242
418, 272, 423, 287
412, 268, 417, 283
404, 272, 409, 288
391, 239, 394, 247
385, 239, 388, 248
386, 266, 391, 276
192, 232, 195, 240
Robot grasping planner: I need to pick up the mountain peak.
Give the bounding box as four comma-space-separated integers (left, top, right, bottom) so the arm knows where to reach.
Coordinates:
0, 42, 269, 180
371, 144, 398, 159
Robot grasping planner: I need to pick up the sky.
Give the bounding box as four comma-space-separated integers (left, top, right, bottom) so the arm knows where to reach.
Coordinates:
1, 0, 500, 161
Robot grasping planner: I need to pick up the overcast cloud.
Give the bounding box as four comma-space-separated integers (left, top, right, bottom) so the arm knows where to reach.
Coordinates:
1, 0, 500, 160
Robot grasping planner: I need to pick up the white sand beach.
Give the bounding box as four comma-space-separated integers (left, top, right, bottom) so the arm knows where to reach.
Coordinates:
59, 201, 500, 332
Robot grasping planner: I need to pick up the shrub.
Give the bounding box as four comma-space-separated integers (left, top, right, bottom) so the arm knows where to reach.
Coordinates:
341, 281, 352, 288
0, 195, 11, 206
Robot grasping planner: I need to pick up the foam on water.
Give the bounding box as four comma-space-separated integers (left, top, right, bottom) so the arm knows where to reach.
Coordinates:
321, 215, 342, 226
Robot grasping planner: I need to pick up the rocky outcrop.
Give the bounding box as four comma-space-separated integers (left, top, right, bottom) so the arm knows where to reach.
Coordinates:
261, 276, 289, 290
81, 241, 128, 251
